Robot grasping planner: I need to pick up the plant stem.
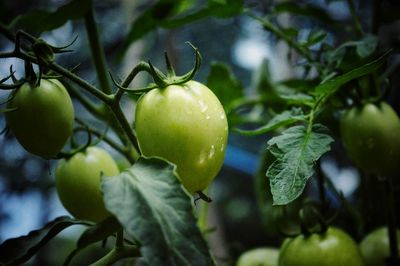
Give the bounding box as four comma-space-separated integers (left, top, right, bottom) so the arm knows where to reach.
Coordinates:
47, 60, 112, 103
67, 84, 103, 116
0, 22, 15, 42
346, 0, 364, 37
84, 8, 112, 94
116, 230, 124, 248
75, 118, 135, 163
89, 245, 140, 266
122, 62, 152, 88
197, 187, 210, 233
383, 176, 400, 264
114, 62, 152, 101
315, 161, 327, 214
108, 100, 140, 159
372, 0, 381, 35
246, 11, 323, 75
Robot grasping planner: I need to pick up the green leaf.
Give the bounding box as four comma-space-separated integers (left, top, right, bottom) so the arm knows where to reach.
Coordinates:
62, 216, 123, 265
253, 60, 287, 111
118, 0, 243, 58
206, 0, 244, 18
77, 216, 121, 249
9, 0, 92, 32
356, 35, 378, 58
234, 108, 307, 136
118, 0, 184, 55
277, 89, 315, 107
267, 124, 334, 205
0, 107, 16, 113
254, 59, 275, 94
206, 62, 243, 112
315, 50, 390, 97
302, 30, 327, 47
0, 216, 89, 265
102, 157, 214, 266
281, 27, 298, 38
279, 79, 318, 92
274, 2, 336, 24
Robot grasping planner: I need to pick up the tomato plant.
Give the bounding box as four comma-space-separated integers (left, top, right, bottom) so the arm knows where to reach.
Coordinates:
279, 227, 364, 266
340, 102, 400, 176
360, 227, 400, 266
6, 79, 74, 159
237, 247, 279, 266
55, 147, 119, 222
135, 80, 228, 194
1, 0, 400, 265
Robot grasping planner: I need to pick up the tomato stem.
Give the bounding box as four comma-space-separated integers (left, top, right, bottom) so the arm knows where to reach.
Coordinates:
116, 230, 124, 248
75, 118, 135, 163
246, 11, 323, 76
345, 0, 364, 37
383, 176, 400, 264
316, 161, 327, 215
89, 245, 140, 266
84, 8, 112, 95
197, 187, 211, 233
372, 0, 382, 35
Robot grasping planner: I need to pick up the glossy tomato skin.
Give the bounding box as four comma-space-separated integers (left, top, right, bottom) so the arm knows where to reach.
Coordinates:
279, 227, 364, 266
55, 147, 119, 222
6, 79, 74, 159
340, 102, 400, 176
237, 247, 279, 266
360, 227, 400, 266
135, 80, 228, 193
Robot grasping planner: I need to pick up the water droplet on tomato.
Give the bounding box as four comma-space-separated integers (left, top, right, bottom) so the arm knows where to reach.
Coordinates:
198, 100, 208, 113
220, 143, 225, 152
199, 150, 207, 164
208, 145, 215, 159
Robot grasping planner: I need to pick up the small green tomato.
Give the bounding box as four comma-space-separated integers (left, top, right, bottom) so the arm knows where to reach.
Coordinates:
55, 147, 119, 222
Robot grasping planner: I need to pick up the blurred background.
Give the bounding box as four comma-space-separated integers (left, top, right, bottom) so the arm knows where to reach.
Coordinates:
1, 0, 400, 265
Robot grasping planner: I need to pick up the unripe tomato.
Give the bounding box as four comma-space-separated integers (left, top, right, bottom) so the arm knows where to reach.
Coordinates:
279, 227, 364, 266
6, 79, 74, 159
55, 147, 119, 222
237, 247, 279, 266
360, 227, 400, 266
135, 80, 228, 193
340, 102, 400, 176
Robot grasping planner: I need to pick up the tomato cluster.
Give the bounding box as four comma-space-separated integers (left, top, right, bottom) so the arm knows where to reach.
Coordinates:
5, 74, 228, 221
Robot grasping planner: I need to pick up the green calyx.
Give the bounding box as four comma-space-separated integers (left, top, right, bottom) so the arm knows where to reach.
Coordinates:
148, 42, 202, 89
110, 42, 202, 95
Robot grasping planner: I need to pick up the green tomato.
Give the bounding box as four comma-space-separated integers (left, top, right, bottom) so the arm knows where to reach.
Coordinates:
340, 102, 400, 176
360, 227, 400, 266
55, 147, 119, 222
135, 80, 228, 193
279, 227, 364, 266
237, 247, 279, 266
6, 79, 74, 159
